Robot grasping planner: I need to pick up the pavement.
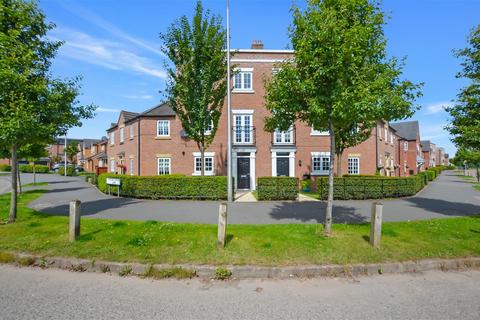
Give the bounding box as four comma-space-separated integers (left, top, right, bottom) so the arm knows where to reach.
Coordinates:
0, 265, 479, 320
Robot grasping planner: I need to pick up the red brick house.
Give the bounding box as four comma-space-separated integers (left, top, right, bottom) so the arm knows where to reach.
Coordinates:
390, 121, 424, 176
106, 43, 425, 191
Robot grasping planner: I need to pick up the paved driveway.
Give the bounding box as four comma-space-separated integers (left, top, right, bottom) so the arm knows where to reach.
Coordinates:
25, 171, 480, 224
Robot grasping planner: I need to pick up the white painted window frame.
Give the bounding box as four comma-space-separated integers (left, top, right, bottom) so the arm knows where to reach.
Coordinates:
311, 152, 330, 175
192, 152, 215, 176
156, 120, 170, 137
233, 68, 254, 92
347, 157, 360, 175
157, 157, 171, 175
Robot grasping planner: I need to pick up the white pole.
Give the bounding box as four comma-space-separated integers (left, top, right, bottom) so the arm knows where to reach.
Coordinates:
226, 0, 233, 203
64, 135, 67, 176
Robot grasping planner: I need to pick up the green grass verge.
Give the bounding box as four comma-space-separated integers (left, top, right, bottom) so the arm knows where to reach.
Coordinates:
300, 191, 320, 200
23, 182, 48, 188
0, 190, 479, 266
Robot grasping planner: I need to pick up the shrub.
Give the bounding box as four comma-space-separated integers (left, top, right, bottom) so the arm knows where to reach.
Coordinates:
97, 174, 227, 200
214, 267, 232, 280
0, 164, 11, 172
317, 175, 425, 200
58, 166, 76, 176
301, 178, 312, 192
19, 164, 49, 173
425, 169, 436, 181
257, 177, 299, 201
142, 265, 196, 279
82, 173, 97, 185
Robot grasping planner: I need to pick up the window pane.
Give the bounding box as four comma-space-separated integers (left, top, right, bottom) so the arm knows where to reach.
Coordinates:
195, 157, 202, 172
243, 72, 252, 89
205, 157, 213, 172
312, 157, 321, 171
234, 73, 242, 89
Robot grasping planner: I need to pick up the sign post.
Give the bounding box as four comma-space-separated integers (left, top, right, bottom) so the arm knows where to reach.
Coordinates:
106, 178, 121, 197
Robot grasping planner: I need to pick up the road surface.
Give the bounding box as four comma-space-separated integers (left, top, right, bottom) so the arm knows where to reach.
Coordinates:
0, 265, 479, 320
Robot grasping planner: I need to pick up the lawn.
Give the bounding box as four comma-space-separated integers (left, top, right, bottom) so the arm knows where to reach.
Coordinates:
0, 190, 479, 266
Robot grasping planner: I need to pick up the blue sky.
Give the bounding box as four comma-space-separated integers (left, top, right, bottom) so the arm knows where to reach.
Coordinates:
41, 0, 479, 156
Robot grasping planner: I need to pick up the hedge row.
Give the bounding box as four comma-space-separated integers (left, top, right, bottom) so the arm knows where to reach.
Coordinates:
317, 165, 450, 200
98, 173, 228, 200
257, 177, 299, 201
0, 164, 11, 172
317, 175, 425, 200
59, 166, 76, 176
19, 164, 49, 173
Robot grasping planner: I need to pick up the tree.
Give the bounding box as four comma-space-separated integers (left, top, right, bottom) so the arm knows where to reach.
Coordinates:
18, 143, 48, 184
0, 0, 95, 223
264, 0, 421, 235
64, 141, 79, 163
161, 1, 231, 175
452, 148, 480, 181
446, 25, 480, 150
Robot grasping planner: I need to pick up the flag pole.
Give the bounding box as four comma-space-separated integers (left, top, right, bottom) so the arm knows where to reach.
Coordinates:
226, 0, 233, 202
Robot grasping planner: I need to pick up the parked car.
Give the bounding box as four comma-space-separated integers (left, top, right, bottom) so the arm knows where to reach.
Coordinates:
52, 162, 72, 172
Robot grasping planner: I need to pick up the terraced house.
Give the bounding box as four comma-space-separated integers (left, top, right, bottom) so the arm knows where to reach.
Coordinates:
105, 42, 439, 190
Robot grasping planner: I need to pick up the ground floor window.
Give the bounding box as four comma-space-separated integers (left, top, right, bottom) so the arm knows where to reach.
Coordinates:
194, 156, 214, 175
130, 158, 134, 175
110, 159, 115, 173
157, 158, 171, 175
348, 157, 360, 175
311, 152, 330, 175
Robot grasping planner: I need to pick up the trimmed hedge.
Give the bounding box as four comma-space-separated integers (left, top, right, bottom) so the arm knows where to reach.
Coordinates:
317, 175, 425, 200
58, 166, 76, 176
19, 164, 49, 173
97, 173, 228, 200
81, 173, 97, 185
257, 177, 299, 201
0, 164, 11, 172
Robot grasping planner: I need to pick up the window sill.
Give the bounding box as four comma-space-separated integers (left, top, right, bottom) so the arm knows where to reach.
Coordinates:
192, 172, 215, 176
310, 172, 329, 176
232, 89, 255, 94
310, 133, 330, 136
155, 136, 171, 140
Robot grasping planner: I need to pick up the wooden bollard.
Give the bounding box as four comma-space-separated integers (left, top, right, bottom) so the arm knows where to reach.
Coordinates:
217, 202, 227, 247
370, 202, 383, 248
69, 200, 81, 242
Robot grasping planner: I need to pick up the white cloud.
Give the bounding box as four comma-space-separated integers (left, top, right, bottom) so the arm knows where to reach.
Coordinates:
50, 28, 167, 79
97, 107, 120, 113
57, 0, 163, 56
423, 101, 451, 115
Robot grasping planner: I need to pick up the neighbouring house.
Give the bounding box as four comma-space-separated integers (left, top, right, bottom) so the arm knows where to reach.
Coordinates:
77, 139, 102, 168
85, 138, 108, 174
437, 147, 446, 166
390, 121, 424, 176
444, 153, 450, 166
421, 140, 437, 169
47, 138, 83, 165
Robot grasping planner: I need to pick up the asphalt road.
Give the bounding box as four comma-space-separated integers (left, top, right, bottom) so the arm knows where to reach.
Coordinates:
0, 265, 479, 320
24, 170, 480, 224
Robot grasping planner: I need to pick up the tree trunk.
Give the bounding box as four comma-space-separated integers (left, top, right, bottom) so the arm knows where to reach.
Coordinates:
17, 162, 22, 194
336, 152, 342, 177
200, 143, 205, 176
33, 162, 36, 184
9, 144, 18, 223
324, 121, 335, 236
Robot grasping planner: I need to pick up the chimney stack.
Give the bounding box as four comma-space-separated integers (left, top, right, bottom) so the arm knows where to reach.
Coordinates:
251, 40, 264, 50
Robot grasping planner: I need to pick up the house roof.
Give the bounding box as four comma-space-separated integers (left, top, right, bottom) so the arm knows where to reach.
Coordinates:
421, 140, 431, 152
53, 138, 83, 145
137, 102, 175, 118
390, 121, 419, 141
123, 111, 139, 122
82, 139, 102, 149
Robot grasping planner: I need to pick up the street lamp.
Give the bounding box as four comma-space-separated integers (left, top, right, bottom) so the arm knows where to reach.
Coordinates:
226, 0, 232, 202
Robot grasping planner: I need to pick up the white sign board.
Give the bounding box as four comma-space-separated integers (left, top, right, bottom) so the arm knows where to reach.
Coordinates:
106, 178, 121, 186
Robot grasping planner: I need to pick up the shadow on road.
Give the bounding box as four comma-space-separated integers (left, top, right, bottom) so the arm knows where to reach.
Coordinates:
41, 197, 142, 217
405, 197, 480, 216
268, 201, 367, 223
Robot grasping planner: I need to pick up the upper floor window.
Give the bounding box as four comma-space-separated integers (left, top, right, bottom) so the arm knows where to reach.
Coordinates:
311, 127, 329, 136
274, 127, 293, 144
234, 114, 253, 144
157, 120, 170, 137
384, 127, 388, 141
404, 142, 409, 151
130, 125, 134, 139
110, 132, 115, 145
204, 121, 213, 135
120, 128, 124, 143
233, 68, 253, 91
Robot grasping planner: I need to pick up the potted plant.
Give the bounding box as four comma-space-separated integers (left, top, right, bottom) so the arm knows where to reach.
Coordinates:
301, 178, 311, 192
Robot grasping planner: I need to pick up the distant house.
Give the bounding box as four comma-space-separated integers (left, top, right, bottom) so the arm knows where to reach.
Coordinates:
421, 140, 437, 169
390, 121, 424, 176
